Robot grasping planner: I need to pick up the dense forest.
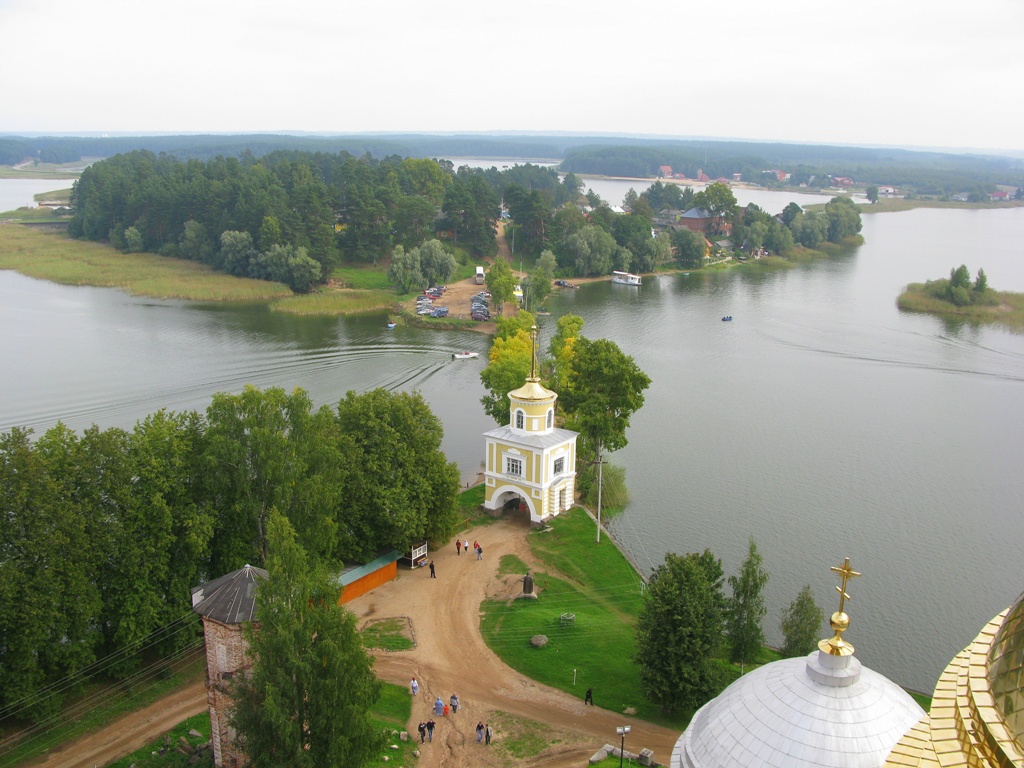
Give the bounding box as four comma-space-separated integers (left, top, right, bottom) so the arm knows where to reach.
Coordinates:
66, 147, 865, 287
66, 150, 589, 290
0, 386, 459, 722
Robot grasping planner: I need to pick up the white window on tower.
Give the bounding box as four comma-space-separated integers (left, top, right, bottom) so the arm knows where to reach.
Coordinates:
507, 456, 523, 476
515, 410, 524, 429
547, 409, 553, 428
553, 457, 564, 475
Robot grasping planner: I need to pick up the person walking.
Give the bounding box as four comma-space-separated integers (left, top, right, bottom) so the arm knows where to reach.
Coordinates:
476, 543, 483, 560
456, 539, 462, 556
418, 722, 426, 743
476, 722, 484, 743
585, 687, 594, 706
463, 539, 469, 555
426, 720, 435, 742
410, 677, 419, 696
429, 560, 436, 578
434, 696, 444, 717
485, 723, 492, 745
449, 693, 460, 714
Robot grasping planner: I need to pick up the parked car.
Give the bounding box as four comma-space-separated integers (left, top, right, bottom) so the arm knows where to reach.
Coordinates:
431, 307, 449, 317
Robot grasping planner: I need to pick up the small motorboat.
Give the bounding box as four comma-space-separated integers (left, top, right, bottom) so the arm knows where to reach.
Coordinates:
452, 352, 479, 360
721, 316, 733, 322
386, 322, 397, 329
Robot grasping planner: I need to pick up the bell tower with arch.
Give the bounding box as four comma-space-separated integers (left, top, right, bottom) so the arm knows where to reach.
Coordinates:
483, 326, 577, 524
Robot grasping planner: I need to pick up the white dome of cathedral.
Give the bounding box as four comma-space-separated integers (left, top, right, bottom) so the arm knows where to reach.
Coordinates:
671, 559, 924, 768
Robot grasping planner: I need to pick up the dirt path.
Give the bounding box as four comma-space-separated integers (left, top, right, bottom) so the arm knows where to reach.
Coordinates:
45, 517, 679, 768
30, 681, 207, 768
355, 517, 680, 768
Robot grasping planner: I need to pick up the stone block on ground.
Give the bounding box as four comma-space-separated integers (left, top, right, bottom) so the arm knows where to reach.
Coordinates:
589, 747, 609, 764
531, 634, 548, 647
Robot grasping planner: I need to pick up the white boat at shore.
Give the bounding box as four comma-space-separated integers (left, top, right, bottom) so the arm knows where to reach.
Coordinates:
611, 271, 642, 286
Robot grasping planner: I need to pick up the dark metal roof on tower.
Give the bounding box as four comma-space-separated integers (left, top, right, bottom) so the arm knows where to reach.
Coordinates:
191, 564, 268, 625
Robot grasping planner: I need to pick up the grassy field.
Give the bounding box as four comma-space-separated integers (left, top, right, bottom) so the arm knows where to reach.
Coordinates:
271, 289, 397, 315
478, 506, 930, 731
898, 283, 1024, 332
0, 161, 85, 179
361, 617, 415, 651
0, 225, 292, 301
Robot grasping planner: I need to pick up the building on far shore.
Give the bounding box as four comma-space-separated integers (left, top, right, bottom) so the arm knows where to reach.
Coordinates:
482, 326, 577, 525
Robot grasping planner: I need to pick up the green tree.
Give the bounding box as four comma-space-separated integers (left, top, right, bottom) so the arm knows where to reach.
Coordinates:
975, 268, 988, 293
560, 336, 651, 463
692, 182, 738, 234
528, 249, 557, 307
386, 244, 425, 294
866, 185, 879, 204
671, 228, 707, 268
634, 550, 725, 714
335, 389, 459, 558
230, 511, 384, 768
123, 225, 144, 253
565, 225, 616, 277
418, 239, 457, 287
220, 230, 258, 277
485, 256, 516, 315
726, 538, 769, 669
780, 585, 824, 658
479, 327, 533, 425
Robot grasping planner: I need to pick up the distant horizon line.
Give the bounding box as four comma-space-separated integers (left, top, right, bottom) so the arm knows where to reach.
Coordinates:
2, 130, 1022, 160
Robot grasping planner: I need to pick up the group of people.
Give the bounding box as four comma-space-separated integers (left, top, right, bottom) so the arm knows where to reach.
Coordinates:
455, 538, 484, 560
427, 536, 486, 579
411, 678, 492, 746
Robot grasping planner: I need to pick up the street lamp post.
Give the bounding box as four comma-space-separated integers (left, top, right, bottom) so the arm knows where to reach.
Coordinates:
616, 725, 630, 768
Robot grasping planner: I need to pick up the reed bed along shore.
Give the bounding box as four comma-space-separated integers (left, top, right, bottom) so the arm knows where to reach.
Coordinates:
0, 225, 293, 301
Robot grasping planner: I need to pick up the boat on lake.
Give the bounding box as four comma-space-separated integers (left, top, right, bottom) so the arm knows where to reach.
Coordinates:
722, 316, 733, 321
612, 271, 642, 286
452, 352, 479, 360
386, 322, 397, 329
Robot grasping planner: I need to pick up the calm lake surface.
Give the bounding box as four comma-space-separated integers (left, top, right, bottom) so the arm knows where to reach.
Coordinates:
2, 176, 1023, 694
0, 178, 74, 213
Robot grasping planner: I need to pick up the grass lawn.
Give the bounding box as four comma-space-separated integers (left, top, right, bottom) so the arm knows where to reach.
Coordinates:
0, 225, 292, 301
271, 289, 397, 315
362, 617, 415, 651
480, 508, 796, 731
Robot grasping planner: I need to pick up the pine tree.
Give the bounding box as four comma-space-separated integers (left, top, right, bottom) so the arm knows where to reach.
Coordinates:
780, 585, 825, 658
727, 538, 770, 669
230, 511, 384, 768
634, 550, 725, 714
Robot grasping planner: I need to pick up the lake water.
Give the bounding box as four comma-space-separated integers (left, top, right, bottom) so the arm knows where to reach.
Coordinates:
2, 178, 1022, 694
0, 178, 75, 213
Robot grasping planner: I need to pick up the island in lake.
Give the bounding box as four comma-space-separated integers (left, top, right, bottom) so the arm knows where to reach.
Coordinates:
898, 264, 1024, 331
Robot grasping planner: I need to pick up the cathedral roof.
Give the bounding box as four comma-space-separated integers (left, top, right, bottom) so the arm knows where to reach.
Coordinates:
191, 564, 267, 625
673, 558, 924, 768
674, 652, 923, 768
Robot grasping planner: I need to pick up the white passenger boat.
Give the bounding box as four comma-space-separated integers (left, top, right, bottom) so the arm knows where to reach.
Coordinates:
611, 271, 642, 286
452, 352, 479, 360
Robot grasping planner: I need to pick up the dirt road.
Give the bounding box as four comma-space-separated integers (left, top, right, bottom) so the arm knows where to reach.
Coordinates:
47, 517, 679, 768
353, 517, 680, 767
31, 681, 207, 768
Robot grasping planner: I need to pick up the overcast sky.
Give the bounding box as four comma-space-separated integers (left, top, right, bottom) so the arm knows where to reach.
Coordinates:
1, 0, 1021, 153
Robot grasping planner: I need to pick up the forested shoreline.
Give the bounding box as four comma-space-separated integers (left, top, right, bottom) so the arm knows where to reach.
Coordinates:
0, 386, 459, 722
